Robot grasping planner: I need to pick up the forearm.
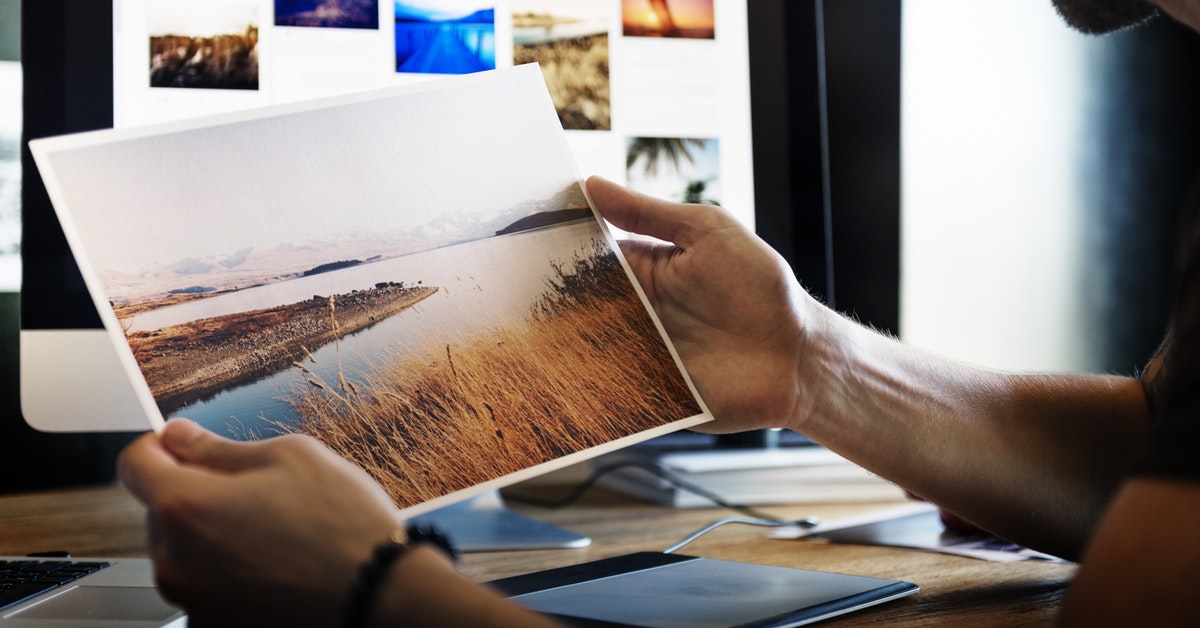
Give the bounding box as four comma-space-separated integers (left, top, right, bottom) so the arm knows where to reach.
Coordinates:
796, 307, 1151, 559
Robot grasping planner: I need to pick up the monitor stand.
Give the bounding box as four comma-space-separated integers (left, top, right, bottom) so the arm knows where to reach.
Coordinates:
410, 490, 590, 552
595, 429, 831, 507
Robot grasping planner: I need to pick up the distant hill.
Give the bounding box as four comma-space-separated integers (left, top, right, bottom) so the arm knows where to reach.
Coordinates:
168, 286, 216, 295
495, 208, 593, 236
302, 259, 364, 277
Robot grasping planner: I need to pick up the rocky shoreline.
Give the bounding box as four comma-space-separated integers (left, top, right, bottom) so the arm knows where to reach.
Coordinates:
127, 283, 439, 414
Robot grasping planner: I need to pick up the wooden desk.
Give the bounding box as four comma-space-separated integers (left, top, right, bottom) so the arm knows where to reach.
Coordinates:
0, 483, 1076, 626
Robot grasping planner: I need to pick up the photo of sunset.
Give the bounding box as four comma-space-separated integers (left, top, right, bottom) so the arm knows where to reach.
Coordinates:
621, 0, 714, 39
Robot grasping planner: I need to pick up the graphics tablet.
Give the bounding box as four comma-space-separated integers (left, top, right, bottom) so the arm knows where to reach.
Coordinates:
489, 552, 918, 627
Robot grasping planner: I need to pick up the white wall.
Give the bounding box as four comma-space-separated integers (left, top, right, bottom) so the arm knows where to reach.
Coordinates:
900, 0, 1097, 372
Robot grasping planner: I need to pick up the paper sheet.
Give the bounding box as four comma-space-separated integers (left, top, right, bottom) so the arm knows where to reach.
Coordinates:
29, 65, 711, 517
772, 502, 1069, 563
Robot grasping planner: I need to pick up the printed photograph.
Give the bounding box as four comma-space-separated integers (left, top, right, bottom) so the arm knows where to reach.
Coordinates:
35, 70, 705, 509
622, 0, 715, 40
513, 0, 610, 131
148, 0, 259, 90
395, 1, 496, 74
275, 0, 379, 29
626, 136, 721, 205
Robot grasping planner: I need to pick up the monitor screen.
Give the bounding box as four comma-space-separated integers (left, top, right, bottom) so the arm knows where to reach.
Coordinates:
113, 0, 758, 228
20, 0, 837, 434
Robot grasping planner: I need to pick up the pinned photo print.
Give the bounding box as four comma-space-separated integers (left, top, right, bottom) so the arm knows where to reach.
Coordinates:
148, 0, 259, 90
31, 67, 709, 513
513, 0, 611, 131
626, 136, 721, 205
395, 1, 496, 74
622, 0, 715, 39
275, 0, 380, 29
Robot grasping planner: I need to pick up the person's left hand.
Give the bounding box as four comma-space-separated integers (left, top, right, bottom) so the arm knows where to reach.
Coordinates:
118, 419, 410, 627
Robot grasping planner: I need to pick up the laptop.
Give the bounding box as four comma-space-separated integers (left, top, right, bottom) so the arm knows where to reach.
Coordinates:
0, 556, 184, 627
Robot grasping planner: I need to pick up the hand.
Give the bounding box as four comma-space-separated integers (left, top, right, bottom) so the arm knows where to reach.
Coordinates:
118, 419, 412, 627
586, 176, 820, 433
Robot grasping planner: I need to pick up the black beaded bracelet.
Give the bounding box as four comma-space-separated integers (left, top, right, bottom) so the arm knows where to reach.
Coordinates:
341, 523, 457, 628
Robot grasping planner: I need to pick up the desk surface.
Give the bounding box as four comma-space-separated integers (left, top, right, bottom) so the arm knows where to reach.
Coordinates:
0, 482, 1076, 626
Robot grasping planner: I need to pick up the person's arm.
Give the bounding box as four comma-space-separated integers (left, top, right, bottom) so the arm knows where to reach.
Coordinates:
587, 175, 1150, 560
117, 419, 558, 627
1060, 477, 1200, 625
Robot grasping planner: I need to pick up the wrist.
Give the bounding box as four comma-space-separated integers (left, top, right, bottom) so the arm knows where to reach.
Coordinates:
343, 524, 457, 628
789, 296, 841, 432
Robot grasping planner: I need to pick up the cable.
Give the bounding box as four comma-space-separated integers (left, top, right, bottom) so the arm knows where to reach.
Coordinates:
506, 457, 820, 529
662, 516, 812, 554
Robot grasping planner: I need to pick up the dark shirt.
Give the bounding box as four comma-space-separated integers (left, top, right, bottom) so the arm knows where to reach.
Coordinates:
1137, 170, 1200, 480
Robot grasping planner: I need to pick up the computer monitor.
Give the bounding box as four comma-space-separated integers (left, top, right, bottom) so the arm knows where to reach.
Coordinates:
16, 0, 899, 470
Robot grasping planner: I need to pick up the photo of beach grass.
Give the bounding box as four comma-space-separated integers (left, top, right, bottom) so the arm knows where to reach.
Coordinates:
513, 0, 610, 131
285, 229, 702, 508
32, 66, 709, 512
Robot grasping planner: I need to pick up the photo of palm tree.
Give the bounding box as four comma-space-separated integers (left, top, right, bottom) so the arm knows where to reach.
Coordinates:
626, 136, 721, 205
395, 1, 495, 74
621, 0, 715, 40
513, 0, 610, 131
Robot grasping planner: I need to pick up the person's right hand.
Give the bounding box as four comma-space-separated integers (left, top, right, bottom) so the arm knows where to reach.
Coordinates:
586, 176, 824, 433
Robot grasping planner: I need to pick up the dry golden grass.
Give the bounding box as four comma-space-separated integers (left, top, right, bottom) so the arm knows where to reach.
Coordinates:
284, 239, 700, 508
150, 27, 259, 90
516, 34, 610, 131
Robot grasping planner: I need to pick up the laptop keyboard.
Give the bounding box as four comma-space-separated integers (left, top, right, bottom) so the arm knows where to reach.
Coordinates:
0, 559, 111, 611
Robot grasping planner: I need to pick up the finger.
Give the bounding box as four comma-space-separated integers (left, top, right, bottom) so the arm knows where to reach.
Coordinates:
159, 418, 273, 473
117, 431, 185, 503
614, 239, 664, 298
587, 176, 711, 248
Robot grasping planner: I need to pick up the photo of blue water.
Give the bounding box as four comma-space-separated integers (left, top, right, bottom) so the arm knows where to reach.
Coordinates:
395, 4, 495, 74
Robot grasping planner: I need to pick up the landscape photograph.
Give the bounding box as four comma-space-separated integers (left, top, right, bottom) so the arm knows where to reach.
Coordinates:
36, 69, 707, 509
275, 0, 379, 29
622, 0, 715, 40
626, 136, 722, 205
148, 0, 260, 90
513, 0, 611, 131
395, 1, 496, 74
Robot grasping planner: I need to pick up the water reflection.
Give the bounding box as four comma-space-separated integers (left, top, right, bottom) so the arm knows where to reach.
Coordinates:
165, 220, 601, 438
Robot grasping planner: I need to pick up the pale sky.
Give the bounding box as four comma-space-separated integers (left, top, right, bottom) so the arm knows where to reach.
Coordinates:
512, 0, 609, 19
35, 67, 580, 275
395, 0, 492, 21
147, 0, 258, 37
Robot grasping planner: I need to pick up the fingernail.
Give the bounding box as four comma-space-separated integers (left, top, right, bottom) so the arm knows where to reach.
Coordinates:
161, 418, 201, 450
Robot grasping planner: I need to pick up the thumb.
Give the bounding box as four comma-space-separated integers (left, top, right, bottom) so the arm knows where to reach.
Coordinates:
159, 418, 269, 472
587, 176, 709, 249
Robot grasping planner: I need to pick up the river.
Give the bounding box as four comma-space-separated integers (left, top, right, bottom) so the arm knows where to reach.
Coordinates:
145, 220, 608, 438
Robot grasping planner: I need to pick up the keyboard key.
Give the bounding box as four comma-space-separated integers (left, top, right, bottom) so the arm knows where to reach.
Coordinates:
0, 581, 60, 611
0, 559, 113, 611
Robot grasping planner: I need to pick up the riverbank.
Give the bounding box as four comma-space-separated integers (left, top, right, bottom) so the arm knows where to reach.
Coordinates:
127, 283, 438, 414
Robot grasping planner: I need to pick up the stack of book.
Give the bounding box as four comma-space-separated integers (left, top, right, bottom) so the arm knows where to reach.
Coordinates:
593, 445, 905, 507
